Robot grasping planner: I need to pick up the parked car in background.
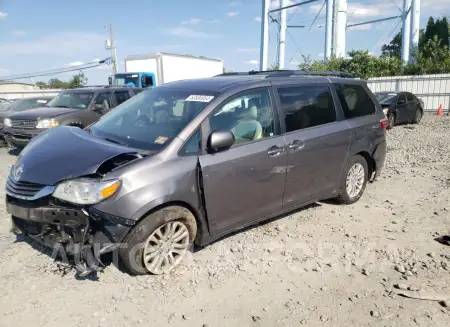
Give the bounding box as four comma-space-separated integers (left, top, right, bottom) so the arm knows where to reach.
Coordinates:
0, 96, 53, 146
3, 85, 143, 148
374, 91, 423, 129
6, 71, 387, 277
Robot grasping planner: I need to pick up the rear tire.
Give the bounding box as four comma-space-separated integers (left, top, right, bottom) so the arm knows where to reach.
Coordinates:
335, 155, 369, 205
119, 206, 197, 275
386, 113, 395, 130
412, 109, 422, 124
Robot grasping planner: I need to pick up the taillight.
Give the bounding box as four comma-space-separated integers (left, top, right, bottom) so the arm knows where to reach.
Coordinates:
380, 118, 388, 129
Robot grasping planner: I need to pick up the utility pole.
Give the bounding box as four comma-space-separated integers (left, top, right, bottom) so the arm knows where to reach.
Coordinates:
334, 0, 347, 58
410, 0, 421, 63
325, 0, 334, 60
108, 24, 118, 75
259, 0, 270, 71
278, 0, 287, 69
401, 0, 412, 63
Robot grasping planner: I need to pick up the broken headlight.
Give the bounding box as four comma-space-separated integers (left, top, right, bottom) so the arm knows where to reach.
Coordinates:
53, 178, 121, 205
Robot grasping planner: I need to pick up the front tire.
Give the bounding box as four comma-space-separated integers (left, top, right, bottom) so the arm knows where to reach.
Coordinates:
387, 113, 395, 130
335, 155, 369, 205
119, 206, 197, 275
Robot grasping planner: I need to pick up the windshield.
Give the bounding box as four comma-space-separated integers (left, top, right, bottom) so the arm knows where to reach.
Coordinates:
4, 98, 50, 112
91, 88, 216, 150
376, 93, 397, 104
114, 74, 139, 87
46, 91, 94, 109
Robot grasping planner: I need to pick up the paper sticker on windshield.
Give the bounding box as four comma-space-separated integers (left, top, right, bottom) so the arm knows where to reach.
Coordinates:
154, 136, 168, 144
185, 95, 214, 103
37, 100, 48, 103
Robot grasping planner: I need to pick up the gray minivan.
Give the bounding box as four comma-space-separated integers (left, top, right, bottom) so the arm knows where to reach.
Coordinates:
6, 71, 387, 276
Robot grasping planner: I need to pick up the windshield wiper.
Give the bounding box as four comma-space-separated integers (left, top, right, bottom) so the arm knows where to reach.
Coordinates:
46, 105, 69, 108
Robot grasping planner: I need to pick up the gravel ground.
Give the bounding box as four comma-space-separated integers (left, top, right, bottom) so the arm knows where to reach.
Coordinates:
1, 114, 449, 327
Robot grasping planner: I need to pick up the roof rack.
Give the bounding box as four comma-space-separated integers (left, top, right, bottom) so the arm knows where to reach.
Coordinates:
215, 70, 356, 79
215, 72, 256, 76
77, 85, 135, 88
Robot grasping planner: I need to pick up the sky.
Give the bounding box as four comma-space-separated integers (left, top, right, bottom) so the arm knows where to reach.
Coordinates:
0, 0, 449, 85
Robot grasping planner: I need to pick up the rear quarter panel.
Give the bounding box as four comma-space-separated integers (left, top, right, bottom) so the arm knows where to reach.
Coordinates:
332, 81, 387, 171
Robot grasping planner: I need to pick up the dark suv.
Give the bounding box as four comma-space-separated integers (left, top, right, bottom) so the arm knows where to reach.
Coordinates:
6, 71, 387, 277
3, 85, 143, 148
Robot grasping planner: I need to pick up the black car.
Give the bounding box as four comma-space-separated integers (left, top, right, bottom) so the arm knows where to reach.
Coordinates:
3, 86, 143, 148
0, 96, 54, 146
375, 91, 423, 129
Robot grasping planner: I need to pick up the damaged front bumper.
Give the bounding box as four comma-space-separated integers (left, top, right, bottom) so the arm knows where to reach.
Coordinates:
6, 196, 134, 277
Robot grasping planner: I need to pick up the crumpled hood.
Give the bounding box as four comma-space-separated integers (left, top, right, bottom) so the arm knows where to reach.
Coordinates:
15, 126, 140, 185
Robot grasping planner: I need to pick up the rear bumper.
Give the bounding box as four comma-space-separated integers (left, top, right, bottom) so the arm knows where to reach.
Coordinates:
372, 141, 387, 181
7, 197, 133, 276
3, 127, 44, 148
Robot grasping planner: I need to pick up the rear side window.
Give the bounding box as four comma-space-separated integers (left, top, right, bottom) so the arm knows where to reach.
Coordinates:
397, 93, 407, 104
277, 85, 337, 132
335, 84, 376, 119
114, 91, 131, 105
406, 93, 414, 102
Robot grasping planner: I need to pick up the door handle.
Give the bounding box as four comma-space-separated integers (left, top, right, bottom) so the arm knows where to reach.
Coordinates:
267, 146, 285, 157
288, 140, 305, 151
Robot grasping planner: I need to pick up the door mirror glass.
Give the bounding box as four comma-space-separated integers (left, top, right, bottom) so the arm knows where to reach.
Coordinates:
94, 103, 103, 111
207, 130, 235, 152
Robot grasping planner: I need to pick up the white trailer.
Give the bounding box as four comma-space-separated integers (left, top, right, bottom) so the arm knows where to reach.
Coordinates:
117, 52, 224, 88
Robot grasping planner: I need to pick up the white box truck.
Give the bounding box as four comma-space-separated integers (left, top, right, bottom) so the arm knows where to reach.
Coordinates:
109, 52, 224, 88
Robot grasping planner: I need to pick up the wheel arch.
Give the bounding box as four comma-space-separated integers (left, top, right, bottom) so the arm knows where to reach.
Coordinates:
354, 151, 375, 180
125, 200, 205, 245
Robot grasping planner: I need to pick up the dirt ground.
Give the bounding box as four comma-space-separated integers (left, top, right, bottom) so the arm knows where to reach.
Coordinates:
0, 115, 449, 327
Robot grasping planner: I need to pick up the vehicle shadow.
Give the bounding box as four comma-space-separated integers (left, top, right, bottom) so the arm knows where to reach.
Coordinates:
198, 202, 323, 250
13, 202, 326, 279
13, 233, 102, 281
8, 147, 21, 156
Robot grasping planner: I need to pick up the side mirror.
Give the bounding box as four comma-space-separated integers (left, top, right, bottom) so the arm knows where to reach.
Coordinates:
397, 99, 406, 105
207, 130, 235, 152
108, 76, 113, 85
94, 104, 103, 111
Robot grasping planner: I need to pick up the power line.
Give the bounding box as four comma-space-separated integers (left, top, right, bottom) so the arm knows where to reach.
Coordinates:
0, 58, 111, 82
308, 0, 326, 31
371, 16, 402, 54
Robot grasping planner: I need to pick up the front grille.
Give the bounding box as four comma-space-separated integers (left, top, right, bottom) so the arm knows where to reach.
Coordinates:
11, 119, 37, 129
6, 177, 45, 198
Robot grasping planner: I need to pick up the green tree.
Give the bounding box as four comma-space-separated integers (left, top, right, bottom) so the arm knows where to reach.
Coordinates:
267, 64, 279, 70
48, 78, 69, 89
298, 51, 403, 80
67, 72, 88, 89
35, 81, 48, 89
381, 31, 402, 59
422, 17, 436, 47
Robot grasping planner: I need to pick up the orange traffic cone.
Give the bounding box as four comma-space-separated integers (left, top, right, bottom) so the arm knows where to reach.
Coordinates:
436, 104, 443, 116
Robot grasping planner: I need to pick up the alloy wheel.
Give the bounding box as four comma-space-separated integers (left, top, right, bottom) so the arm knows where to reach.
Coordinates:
346, 163, 365, 199
143, 221, 190, 274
